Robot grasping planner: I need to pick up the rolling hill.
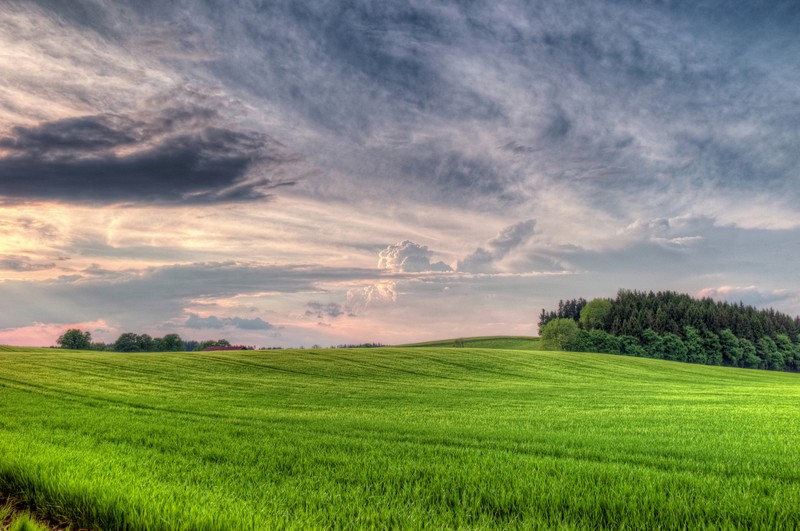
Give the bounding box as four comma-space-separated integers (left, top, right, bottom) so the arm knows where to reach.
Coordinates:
1, 345, 798, 529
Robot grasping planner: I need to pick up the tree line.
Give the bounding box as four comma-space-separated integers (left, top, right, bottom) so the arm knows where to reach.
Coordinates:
539, 290, 800, 372
55, 329, 240, 352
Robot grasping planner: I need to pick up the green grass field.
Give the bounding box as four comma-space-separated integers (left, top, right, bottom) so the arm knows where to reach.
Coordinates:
1, 345, 799, 529
400, 335, 543, 350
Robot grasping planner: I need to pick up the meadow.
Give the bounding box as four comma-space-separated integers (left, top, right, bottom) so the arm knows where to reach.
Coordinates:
401, 336, 543, 350
1, 344, 799, 529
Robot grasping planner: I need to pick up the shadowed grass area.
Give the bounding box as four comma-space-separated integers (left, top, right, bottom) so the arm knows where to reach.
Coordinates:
0, 500, 50, 531
0, 347, 799, 529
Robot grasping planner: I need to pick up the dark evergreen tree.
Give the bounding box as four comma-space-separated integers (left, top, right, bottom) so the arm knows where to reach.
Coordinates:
539, 290, 800, 372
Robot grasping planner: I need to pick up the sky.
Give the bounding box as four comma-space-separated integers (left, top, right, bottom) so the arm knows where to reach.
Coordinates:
1, 0, 799, 348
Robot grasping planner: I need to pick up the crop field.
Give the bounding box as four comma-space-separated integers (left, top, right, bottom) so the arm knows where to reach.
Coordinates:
1, 346, 799, 530
401, 336, 543, 350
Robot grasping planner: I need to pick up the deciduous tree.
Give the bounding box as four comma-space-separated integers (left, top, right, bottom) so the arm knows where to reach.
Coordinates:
56, 329, 91, 350
540, 318, 579, 351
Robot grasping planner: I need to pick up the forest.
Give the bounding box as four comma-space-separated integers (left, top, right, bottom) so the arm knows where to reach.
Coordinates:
539, 290, 800, 372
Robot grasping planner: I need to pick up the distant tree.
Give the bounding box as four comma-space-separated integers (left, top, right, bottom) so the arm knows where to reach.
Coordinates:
565, 330, 592, 352
137, 333, 155, 352
618, 335, 645, 357
540, 318, 579, 351
662, 333, 687, 362
89, 342, 111, 352
640, 329, 664, 359
791, 337, 800, 371
739, 338, 760, 368
56, 329, 92, 350
114, 333, 142, 352
775, 334, 794, 371
580, 299, 613, 331
156, 333, 184, 352
588, 329, 620, 354
541, 289, 800, 372
453, 338, 465, 348
538, 308, 557, 330
702, 329, 722, 366
684, 326, 706, 364
540, 299, 586, 331
757, 336, 783, 370
719, 329, 742, 366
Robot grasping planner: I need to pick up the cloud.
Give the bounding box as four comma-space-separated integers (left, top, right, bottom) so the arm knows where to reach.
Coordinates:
185, 314, 224, 329
305, 302, 344, 319
457, 219, 535, 273
456, 248, 496, 274
377, 240, 452, 272
345, 281, 398, 314
185, 313, 273, 330
487, 219, 536, 256
0, 261, 380, 330
697, 286, 794, 309
0, 100, 302, 205
619, 216, 710, 248
0, 255, 55, 272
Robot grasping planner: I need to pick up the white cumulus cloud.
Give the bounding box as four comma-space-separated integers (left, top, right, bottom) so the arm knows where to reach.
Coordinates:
377, 240, 452, 273
345, 281, 398, 314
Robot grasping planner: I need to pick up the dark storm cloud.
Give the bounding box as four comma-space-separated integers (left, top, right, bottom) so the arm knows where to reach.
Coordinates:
0, 102, 301, 204
9, 1, 800, 210
0, 115, 139, 152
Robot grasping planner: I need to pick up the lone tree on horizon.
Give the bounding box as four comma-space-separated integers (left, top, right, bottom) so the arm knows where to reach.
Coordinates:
56, 328, 91, 350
